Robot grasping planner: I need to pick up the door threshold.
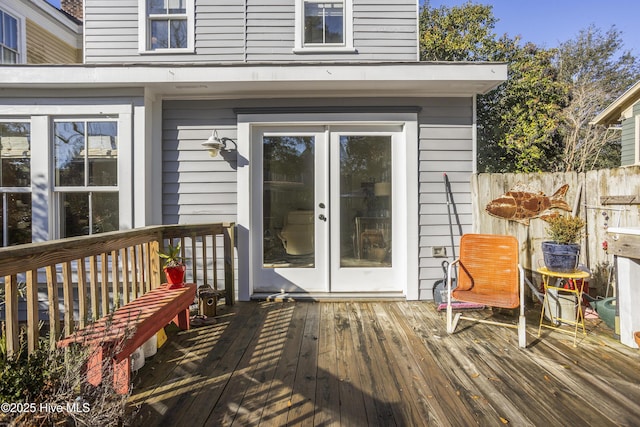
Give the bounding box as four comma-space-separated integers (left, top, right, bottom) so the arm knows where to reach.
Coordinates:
251, 292, 406, 302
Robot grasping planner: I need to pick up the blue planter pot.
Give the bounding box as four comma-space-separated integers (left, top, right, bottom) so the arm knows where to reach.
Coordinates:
541, 241, 580, 273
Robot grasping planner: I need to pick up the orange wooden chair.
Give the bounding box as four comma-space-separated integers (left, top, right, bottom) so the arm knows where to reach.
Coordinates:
446, 234, 527, 348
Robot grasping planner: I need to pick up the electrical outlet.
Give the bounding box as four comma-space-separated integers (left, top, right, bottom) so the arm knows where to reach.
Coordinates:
432, 246, 447, 258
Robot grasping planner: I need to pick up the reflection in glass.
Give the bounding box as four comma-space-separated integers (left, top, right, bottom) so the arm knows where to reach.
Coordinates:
340, 136, 392, 267
55, 121, 118, 186
5, 193, 31, 246
263, 136, 315, 268
60, 192, 119, 238
0, 122, 30, 187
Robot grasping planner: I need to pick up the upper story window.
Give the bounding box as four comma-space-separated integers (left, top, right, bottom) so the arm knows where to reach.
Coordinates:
304, 1, 344, 45
139, 0, 194, 53
294, 0, 354, 53
0, 9, 19, 64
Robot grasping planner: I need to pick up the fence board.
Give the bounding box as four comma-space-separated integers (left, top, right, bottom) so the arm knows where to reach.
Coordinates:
472, 167, 640, 297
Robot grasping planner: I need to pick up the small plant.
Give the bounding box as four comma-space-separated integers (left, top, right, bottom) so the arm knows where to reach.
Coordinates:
159, 242, 185, 267
545, 214, 586, 244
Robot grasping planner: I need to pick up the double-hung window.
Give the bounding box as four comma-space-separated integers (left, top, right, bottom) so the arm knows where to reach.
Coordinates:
54, 120, 119, 238
295, 0, 354, 52
0, 9, 19, 63
141, 0, 194, 52
0, 121, 31, 246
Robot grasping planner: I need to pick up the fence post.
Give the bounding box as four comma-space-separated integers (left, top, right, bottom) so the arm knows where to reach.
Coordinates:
223, 223, 235, 305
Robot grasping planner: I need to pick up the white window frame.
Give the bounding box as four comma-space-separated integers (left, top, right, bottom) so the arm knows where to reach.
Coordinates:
52, 118, 120, 238
138, 0, 195, 54
293, 0, 355, 54
0, 5, 26, 64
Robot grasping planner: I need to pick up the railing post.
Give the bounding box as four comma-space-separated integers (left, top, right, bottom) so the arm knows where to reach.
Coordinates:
223, 223, 235, 305
4, 275, 19, 358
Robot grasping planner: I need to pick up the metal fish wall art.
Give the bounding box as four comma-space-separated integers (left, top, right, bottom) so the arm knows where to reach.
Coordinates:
485, 184, 571, 225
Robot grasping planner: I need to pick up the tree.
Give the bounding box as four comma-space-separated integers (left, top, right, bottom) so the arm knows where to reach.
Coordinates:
555, 25, 640, 172
420, 2, 568, 172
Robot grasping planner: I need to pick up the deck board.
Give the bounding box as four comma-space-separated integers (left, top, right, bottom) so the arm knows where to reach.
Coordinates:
129, 301, 640, 426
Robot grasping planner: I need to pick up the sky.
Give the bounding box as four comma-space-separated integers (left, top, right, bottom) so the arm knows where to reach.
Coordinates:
46, 0, 640, 55
425, 0, 640, 55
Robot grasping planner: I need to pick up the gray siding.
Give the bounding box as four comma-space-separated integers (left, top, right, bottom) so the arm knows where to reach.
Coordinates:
162, 96, 474, 300
84, 0, 417, 64
620, 102, 640, 166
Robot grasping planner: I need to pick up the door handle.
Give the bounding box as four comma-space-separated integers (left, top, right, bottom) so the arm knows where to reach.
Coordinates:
318, 214, 327, 222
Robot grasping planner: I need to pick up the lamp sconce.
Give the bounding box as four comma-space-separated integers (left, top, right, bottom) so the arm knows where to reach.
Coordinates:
202, 130, 235, 157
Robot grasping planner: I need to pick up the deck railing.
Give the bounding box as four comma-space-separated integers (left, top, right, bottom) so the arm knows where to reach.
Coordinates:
0, 223, 235, 357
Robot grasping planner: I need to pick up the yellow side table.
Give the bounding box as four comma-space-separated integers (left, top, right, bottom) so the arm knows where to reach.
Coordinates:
537, 267, 590, 346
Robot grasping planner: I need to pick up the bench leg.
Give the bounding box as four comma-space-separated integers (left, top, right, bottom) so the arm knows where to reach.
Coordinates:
86, 345, 104, 387
113, 357, 131, 395
172, 307, 190, 330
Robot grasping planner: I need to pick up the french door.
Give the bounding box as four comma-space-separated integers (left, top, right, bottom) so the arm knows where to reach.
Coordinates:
252, 125, 404, 294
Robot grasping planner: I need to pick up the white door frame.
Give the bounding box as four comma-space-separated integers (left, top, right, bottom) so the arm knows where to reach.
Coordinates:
237, 112, 419, 300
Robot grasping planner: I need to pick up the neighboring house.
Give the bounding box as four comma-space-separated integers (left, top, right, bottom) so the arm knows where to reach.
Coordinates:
592, 80, 640, 166
0, 0, 82, 64
0, 0, 507, 301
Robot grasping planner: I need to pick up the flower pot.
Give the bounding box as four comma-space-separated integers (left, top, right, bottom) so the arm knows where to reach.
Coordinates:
541, 241, 580, 273
164, 265, 186, 288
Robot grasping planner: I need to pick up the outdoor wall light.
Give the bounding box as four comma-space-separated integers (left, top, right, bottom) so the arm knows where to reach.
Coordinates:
202, 130, 234, 157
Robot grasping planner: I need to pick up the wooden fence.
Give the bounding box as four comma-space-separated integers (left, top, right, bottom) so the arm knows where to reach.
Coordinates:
472, 166, 640, 297
0, 223, 235, 357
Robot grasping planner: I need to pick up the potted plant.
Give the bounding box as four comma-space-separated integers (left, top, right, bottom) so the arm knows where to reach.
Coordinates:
541, 214, 586, 273
159, 242, 186, 288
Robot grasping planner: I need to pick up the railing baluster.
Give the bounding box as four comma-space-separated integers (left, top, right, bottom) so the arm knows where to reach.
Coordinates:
135, 244, 144, 295
45, 265, 60, 349
100, 253, 109, 314
111, 250, 120, 309
122, 248, 130, 304
62, 261, 74, 336
4, 274, 19, 358
89, 255, 99, 320
77, 258, 88, 329
150, 240, 161, 290
26, 269, 39, 354
213, 234, 218, 291
191, 235, 198, 284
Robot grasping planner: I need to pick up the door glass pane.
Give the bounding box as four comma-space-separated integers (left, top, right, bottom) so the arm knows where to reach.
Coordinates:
339, 136, 392, 267
263, 136, 315, 268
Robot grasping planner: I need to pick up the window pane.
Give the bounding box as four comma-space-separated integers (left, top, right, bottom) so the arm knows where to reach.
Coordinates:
92, 192, 119, 233
7, 193, 31, 246
60, 192, 89, 237
148, 0, 166, 14
168, 0, 186, 13
263, 136, 315, 268
304, 3, 324, 44
150, 20, 168, 50
0, 122, 30, 187
325, 8, 344, 43
339, 136, 392, 267
55, 122, 85, 186
0, 12, 4, 45
87, 122, 117, 186
4, 14, 17, 49
170, 19, 187, 48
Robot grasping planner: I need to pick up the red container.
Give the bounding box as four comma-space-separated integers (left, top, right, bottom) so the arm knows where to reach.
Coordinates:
164, 265, 186, 288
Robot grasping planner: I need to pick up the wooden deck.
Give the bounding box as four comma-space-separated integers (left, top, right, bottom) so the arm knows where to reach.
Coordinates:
129, 301, 640, 426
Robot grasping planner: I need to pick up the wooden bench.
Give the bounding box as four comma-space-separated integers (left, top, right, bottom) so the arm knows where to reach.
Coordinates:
57, 283, 196, 394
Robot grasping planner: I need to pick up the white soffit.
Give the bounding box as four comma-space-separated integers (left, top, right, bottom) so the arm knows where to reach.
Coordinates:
0, 63, 507, 98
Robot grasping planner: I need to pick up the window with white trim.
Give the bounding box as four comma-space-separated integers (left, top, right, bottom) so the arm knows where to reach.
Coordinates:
294, 0, 354, 52
140, 0, 194, 52
0, 121, 31, 246
0, 9, 19, 64
54, 120, 119, 237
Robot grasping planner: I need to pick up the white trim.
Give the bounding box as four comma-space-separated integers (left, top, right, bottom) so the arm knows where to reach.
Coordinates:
636, 114, 640, 165
294, 0, 354, 52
